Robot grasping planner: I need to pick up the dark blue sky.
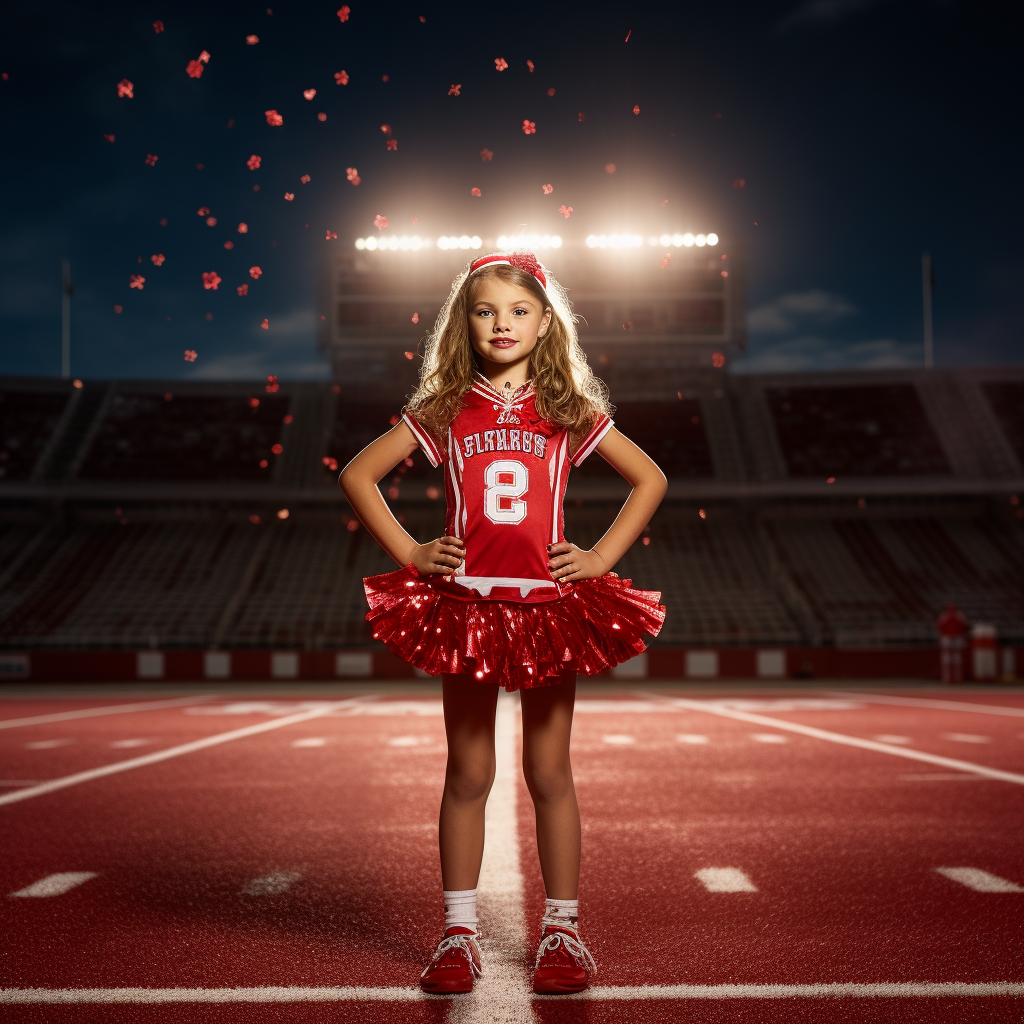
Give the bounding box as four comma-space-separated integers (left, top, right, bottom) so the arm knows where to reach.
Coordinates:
0, 0, 1018, 381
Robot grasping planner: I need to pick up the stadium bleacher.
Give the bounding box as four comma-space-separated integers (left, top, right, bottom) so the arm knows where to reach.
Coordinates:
3, 367, 1024, 654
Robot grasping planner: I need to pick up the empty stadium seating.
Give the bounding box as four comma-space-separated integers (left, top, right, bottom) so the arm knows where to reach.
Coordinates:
982, 382, 1024, 467
0, 390, 68, 480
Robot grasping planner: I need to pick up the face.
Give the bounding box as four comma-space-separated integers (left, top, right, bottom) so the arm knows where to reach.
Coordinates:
468, 274, 552, 376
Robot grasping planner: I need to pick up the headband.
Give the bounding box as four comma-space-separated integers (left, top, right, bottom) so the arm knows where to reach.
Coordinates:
468, 251, 548, 292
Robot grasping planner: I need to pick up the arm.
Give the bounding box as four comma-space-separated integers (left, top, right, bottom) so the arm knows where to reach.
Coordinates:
548, 427, 667, 582
339, 421, 464, 574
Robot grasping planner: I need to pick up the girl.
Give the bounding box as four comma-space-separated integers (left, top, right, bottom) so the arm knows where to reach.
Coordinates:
340, 250, 666, 995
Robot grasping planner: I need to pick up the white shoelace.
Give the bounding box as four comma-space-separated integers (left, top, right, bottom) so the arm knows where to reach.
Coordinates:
427, 932, 483, 978
535, 919, 597, 974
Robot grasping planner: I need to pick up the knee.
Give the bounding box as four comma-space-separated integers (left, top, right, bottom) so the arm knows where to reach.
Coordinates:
444, 757, 495, 803
523, 758, 573, 805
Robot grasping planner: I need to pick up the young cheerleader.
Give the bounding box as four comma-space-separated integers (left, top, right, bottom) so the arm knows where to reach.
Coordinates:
340, 250, 667, 995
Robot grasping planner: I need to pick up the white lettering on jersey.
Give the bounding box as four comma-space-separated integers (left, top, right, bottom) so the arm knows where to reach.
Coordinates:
459, 429, 547, 461
483, 459, 529, 525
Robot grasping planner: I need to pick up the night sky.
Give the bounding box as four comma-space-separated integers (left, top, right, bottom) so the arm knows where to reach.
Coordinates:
0, 0, 1018, 382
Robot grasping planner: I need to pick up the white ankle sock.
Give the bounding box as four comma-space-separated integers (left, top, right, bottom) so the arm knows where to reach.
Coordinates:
543, 897, 578, 928
443, 888, 478, 933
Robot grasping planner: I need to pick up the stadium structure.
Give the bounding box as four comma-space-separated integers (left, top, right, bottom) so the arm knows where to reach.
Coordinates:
2, 232, 1024, 683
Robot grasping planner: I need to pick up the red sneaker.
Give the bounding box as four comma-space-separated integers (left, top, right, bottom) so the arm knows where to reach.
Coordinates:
532, 923, 596, 994
419, 927, 482, 994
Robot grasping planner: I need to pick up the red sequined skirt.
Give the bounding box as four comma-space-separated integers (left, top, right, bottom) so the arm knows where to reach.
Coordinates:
363, 564, 666, 691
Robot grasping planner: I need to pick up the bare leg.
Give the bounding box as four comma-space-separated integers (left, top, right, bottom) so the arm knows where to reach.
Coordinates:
521, 675, 580, 899
439, 674, 500, 891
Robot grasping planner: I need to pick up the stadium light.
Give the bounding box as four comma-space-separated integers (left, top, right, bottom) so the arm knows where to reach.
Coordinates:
355, 235, 433, 251
496, 234, 562, 250
585, 234, 644, 249
589, 233, 719, 249
437, 235, 484, 250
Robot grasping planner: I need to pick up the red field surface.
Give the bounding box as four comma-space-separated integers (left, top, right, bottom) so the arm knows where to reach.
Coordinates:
1, 681, 1022, 1022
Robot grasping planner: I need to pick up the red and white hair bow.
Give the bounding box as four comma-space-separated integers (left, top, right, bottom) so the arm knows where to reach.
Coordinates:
468, 251, 548, 292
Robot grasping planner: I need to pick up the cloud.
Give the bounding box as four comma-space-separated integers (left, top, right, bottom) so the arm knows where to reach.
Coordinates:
747, 289, 857, 334
775, 0, 884, 32
732, 335, 922, 373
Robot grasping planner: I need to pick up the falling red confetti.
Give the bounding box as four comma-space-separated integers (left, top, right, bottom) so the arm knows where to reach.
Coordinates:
323, 456, 338, 471
526, 60, 535, 72
247, 154, 261, 170
318, 112, 327, 121
284, 192, 294, 201
265, 110, 283, 126
153, 20, 164, 32
249, 514, 262, 524
699, 509, 706, 519
303, 88, 316, 100
522, 120, 536, 134
237, 284, 249, 296
261, 318, 269, 329
300, 174, 311, 184
494, 57, 508, 71
186, 60, 204, 78
199, 51, 210, 63
249, 266, 263, 279
605, 163, 616, 174
661, 253, 671, 267
826, 476, 836, 484
547, 87, 555, 96
557, 205, 572, 218
578, 112, 585, 121
184, 349, 198, 362
542, 183, 553, 194
151, 254, 165, 266
144, 153, 158, 166
374, 214, 389, 229
404, 351, 415, 360
411, 312, 419, 323
480, 148, 493, 161
271, 443, 283, 454
632, 104, 640, 115
197, 207, 210, 216
224, 241, 234, 250
117, 79, 133, 98
388, 415, 400, 425
103, 133, 115, 142
129, 274, 145, 290
448, 84, 461, 96
277, 508, 290, 519
205, 312, 214, 321
418, 14, 426, 21
663, 199, 669, 205
642, 537, 651, 546
334, 70, 349, 85
386, 139, 398, 150
201, 271, 221, 290
624, 28, 632, 42
206, 216, 217, 227
346, 167, 361, 185
721, 270, 729, 278
337, 5, 350, 21
325, 229, 337, 239
246, 34, 259, 44
733, 178, 746, 188
471, 187, 481, 196
267, 374, 279, 390
113, 305, 123, 314
259, 459, 269, 468
380, 123, 392, 134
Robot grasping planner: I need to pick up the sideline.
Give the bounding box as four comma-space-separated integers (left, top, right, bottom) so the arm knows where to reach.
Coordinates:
825, 691, 1024, 718
0, 698, 370, 808
0, 695, 220, 730
644, 694, 1024, 785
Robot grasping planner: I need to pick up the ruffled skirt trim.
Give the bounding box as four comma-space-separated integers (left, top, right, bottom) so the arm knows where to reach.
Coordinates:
363, 564, 666, 691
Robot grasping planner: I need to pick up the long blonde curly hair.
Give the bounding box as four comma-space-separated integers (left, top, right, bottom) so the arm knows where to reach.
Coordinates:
406, 258, 612, 448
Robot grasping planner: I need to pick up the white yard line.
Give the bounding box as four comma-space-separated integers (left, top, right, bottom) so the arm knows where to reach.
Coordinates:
448, 689, 532, 1024
647, 695, 1024, 785
825, 691, 1024, 718
2, 982, 1021, 1003
9, 872, 98, 897
0, 695, 220, 730
0, 699, 369, 808
934, 868, 1024, 893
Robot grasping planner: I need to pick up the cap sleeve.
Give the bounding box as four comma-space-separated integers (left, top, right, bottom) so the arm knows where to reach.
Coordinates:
401, 409, 445, 468
570, 414, 614, 466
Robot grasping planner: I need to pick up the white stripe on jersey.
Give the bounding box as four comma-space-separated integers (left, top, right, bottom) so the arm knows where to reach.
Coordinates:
451, 576, 558, 598
570, 415, 614, 466
401, 411, 443, 467
550, 434, 568, 545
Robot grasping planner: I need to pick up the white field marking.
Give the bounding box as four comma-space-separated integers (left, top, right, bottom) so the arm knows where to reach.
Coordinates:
0, 697, 372, 808
2, 982, 1023, 1003
676, 734, 709, 744
643, 694, 1024, 786
448, 689, 531, 1024
23, 739, 73, 750
941, 733, 991, 744
707, 699, 863, 712
388, 736, 432, 747
935, 867, 1024, 893
750, 733, 787, 744
240, 872, 302, 896
10, 872, 98, 897
900, 773, 985, 782
109, 739, 151, 749
0, 695, 220, 730
694, 867, 758, 893
826, 690, 1024, 718
874, 734, 912, 744
601, 734, 636, 745
291, 737, 327, 748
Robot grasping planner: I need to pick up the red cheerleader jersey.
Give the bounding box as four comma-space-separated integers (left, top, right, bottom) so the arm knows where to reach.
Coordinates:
402, 373, 613, 604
